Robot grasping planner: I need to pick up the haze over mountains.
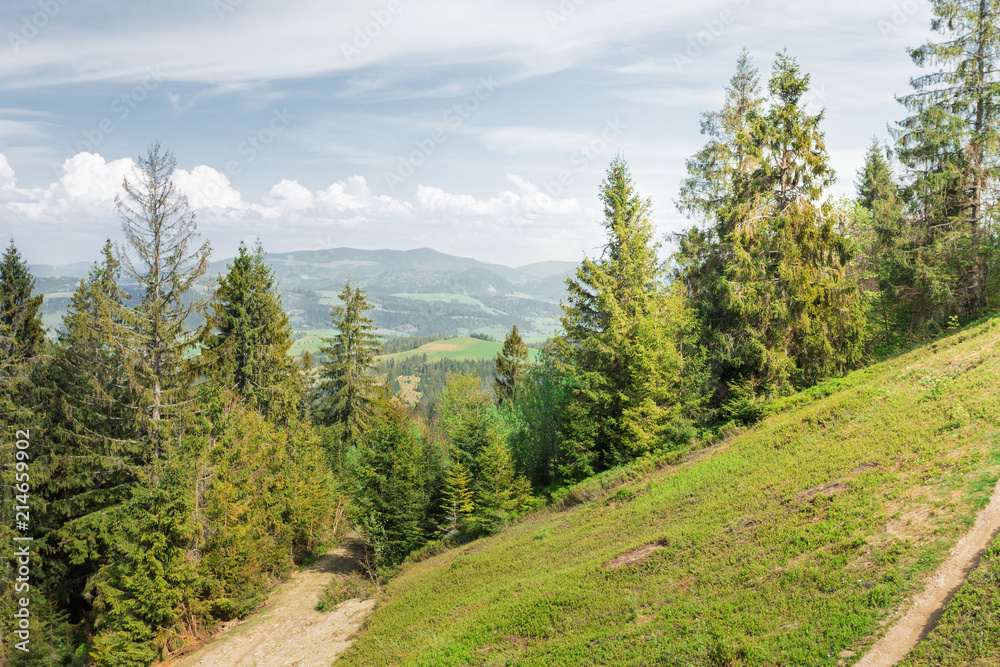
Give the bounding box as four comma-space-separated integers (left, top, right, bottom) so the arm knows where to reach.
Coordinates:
32, 247, 578, 342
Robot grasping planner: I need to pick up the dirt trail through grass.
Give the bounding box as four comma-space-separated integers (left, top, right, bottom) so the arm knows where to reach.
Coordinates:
856, 478, 1000, 667
165, 539, 374, 667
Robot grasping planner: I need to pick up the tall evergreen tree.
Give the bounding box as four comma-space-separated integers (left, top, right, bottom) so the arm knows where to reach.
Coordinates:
203, 240, 300, 423
558, 156, 696, 471
494, 324, 529, 405
0, 240, 44, 363
676, 53, 865, 411
317, 280, 384, 443
114, 141, 211, 446
853, 140, 911, 349
894, 0, 1000, 325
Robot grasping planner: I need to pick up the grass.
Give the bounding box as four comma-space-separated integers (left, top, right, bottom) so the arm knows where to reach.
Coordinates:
316, 572, 377, 611
384, 337, 541, 363
338, 317, 1000, 666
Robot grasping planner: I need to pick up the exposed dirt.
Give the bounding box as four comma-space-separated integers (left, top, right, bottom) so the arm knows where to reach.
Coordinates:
602, 539, 668, 570
855, 478, 1000, 667
164, 539, 374, 667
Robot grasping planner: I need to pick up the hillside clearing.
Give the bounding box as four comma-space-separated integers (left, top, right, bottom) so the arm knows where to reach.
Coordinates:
337, 318, 1000, 666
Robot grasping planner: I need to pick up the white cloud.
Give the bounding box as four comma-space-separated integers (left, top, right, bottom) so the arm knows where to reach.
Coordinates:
0, 150, 599, 266
174, 165, 245, 210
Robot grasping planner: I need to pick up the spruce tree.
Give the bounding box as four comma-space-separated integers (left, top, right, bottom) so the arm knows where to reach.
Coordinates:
114, 141, 211, 446
438, 461, 474, 538
676, 53, 864, 410
558, 156, 696, 470
893, 0, 1000, 326
203, 240, 300, 423
494, 324, 529, 405
854, 139, 911, 349
0, 240, 44, 363
318, 280, 384, 443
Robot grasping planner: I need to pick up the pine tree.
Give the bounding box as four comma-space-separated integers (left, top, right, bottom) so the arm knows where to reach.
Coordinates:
494, 324, 529, 405
317, 280, 384, 443
203, 240, 301, 423
558, 156, 695, 470
676, 53, 865, 411
0, 240, 44, 363
114, 141, 211, 446
472, 432, 519, 535
350, 400, 429, 566
894, 0, 1000, 325
438, 461, 474, 538
853, 140, 911, 349
677, 48, 765, 225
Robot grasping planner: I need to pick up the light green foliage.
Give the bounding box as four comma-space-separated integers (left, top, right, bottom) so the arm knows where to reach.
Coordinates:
339, 316, 1000, 666
494, 325, 529, 405
676, 52, 864, 413
439, 461, 475, 538
317, 280, 384, 443
559, 156, 701, 472
203, 240, 302, 423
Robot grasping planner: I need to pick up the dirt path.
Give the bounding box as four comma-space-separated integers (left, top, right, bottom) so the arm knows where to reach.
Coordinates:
164, 539, 375, 667
855, 479, 1000, 667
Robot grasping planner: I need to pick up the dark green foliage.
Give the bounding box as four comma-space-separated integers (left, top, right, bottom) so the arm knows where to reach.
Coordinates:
893, 0, 1000, 328
0, 240, 44, 362
675, 52, 865, 415
203, 240, 302, 423
317, 281, 384, 443
349, 400, 433, 567
508, 345, 563, 487
494, 325, 528, 405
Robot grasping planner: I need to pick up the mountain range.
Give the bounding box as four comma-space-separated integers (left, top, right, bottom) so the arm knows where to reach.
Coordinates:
32, 247, 579, 343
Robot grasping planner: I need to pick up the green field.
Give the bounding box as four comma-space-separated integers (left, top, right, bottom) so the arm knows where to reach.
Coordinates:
385, 337, 541, 363
339, 318, 1000, 666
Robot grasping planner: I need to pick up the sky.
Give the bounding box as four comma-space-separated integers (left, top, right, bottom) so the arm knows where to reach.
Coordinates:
0, 0, 937, 268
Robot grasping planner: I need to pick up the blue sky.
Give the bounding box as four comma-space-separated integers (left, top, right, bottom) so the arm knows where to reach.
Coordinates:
0, 0, 935, 267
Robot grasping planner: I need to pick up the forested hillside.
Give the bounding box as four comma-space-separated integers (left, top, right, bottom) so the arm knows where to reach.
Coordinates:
3, 2, 1000, 664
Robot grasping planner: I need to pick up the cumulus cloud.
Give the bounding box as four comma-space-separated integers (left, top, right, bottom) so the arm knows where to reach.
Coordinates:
0, 150, 597, 266
174, 165, 246, 211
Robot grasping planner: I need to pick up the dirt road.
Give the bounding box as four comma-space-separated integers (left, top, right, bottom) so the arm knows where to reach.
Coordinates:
855, 479, 1000, 667
165, 539, 375, 667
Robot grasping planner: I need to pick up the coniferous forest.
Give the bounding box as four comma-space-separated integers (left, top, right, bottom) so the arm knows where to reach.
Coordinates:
3, 3, 1000, 664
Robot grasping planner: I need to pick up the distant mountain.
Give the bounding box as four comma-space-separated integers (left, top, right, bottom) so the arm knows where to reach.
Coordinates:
36, 248, 578, 343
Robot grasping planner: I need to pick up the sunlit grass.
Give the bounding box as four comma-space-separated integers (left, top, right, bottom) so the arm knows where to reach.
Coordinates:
339, 318, 1000, 666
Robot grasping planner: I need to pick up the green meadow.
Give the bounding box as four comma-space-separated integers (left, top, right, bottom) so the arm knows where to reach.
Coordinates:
339, 318, 1000, 666
384, 337, 541, 363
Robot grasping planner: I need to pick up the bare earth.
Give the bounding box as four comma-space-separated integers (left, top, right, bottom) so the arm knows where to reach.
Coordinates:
164, 539, 374, 667
856, 478, 1000, 667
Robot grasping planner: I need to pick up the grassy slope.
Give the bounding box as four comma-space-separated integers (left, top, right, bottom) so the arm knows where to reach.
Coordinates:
384, 337, 541, 363
339, 318, 1000, 667
899, 534, 1000, 666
